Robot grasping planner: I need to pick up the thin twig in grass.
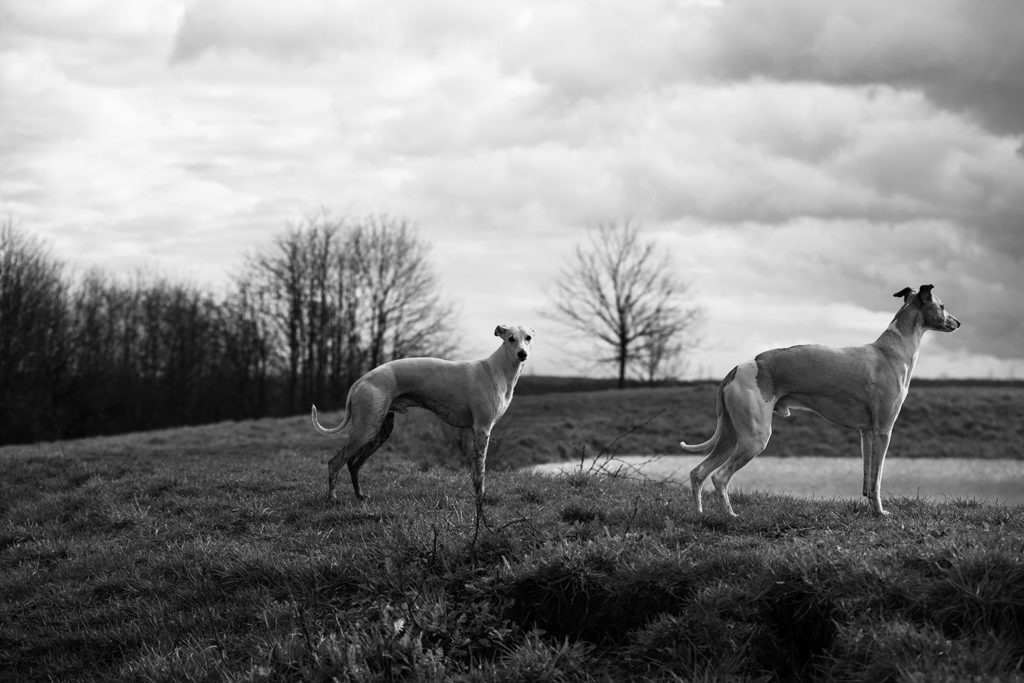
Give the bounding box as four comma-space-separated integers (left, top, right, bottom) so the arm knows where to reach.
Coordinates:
597, 409, 664, 455
624, 494, 641, 535
570, 410, 679, 486
470, 502, 540, 557
494, 515, 538, 533
428, 523, 439, 568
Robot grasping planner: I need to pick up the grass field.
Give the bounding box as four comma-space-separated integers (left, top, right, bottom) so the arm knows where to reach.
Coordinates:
3, 384, 1024, 681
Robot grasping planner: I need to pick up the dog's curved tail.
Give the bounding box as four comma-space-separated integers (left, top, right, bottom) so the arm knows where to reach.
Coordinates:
311, 402, 348, 435
679, 368, 732, 454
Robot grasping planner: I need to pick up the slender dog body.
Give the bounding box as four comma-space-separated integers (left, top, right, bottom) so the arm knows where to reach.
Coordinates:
312, 324, 534, 502
681, 285, 960, 516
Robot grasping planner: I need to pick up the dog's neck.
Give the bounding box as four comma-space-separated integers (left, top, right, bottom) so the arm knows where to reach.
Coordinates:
874, 303, 926, 385
485, 344, 525, 401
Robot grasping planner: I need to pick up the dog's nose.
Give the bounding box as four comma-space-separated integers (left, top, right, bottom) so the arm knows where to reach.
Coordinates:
517, 350, 528, 361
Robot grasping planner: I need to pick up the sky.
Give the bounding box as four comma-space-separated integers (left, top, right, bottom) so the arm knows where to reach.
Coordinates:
2, 0, 1023, 379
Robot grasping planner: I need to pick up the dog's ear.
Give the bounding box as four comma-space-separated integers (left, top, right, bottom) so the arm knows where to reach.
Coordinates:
494, 324, 509, 338
893, 287, 915, 302
918, 284, 934, 302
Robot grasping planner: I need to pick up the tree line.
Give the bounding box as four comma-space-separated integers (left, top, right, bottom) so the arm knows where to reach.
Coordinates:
1, 215, 703, 446
0, 214, 455, 445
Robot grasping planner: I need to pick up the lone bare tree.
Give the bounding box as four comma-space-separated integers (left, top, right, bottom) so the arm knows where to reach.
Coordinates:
546, 221, 702, 387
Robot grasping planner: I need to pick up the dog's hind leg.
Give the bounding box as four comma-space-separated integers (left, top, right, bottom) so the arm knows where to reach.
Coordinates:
710, 431, 769, 517
346, 411, 396, 501
327, 425, 379, 502
708, 377, 773, 517
327, 441, 350, 503
689, 424, 737, 515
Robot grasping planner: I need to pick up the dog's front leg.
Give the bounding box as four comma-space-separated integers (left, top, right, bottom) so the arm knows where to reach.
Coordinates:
470, 426, 491, 501
867, 429, 892, 516
859, 430, 872, 499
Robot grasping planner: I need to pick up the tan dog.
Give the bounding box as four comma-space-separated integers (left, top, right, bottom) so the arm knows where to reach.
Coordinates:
681, 285, 960, 516
312, 324, 534, 503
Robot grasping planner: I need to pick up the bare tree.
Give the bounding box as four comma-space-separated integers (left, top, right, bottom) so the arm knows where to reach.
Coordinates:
0, 220, 72, 441
631, 310, 701, 383
347, 216, 458, 367
240, 213, 458, 413
242, 213, 342, 413
546, 221, 702, 388
222, 274, 274, 417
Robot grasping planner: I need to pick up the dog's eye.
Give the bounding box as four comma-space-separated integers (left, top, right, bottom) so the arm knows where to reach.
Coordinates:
525, 336, 532, 342
508, 336, 516, 342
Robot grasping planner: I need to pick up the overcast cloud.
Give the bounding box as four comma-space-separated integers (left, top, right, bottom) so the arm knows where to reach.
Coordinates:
2, 0, 1022, 379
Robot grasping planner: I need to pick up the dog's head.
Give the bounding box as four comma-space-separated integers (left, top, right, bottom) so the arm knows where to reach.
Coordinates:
494, 324, 535, 363
893, 284, 961, 333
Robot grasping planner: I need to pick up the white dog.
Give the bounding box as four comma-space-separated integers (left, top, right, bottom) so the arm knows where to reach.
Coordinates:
312, 324, 534, 503
681, 285, 960, 516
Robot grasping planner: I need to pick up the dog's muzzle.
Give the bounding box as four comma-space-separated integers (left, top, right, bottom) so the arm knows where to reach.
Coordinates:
517, 350, 528, 361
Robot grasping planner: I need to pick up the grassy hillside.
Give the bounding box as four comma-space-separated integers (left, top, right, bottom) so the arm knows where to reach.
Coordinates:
2, 385, 1023, 681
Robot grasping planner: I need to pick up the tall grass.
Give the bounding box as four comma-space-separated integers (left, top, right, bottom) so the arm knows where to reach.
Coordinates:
2, 385, 1023, 681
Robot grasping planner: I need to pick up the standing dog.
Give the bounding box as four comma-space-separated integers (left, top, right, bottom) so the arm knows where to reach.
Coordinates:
681, 285, 960, 516
312, 324, 534, 503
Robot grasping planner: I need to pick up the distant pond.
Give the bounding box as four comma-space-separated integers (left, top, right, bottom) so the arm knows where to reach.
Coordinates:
532, 456, 1024, 506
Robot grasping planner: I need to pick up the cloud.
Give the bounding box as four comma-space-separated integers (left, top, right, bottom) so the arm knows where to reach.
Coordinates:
2, 0, 1022, 379
3, 0, 179, 45
163, 0, 1024, 262
695, 0, 1024, 136
170, 0, 358, 63
169, 0, 528, 64
385, 76, 1024, 261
